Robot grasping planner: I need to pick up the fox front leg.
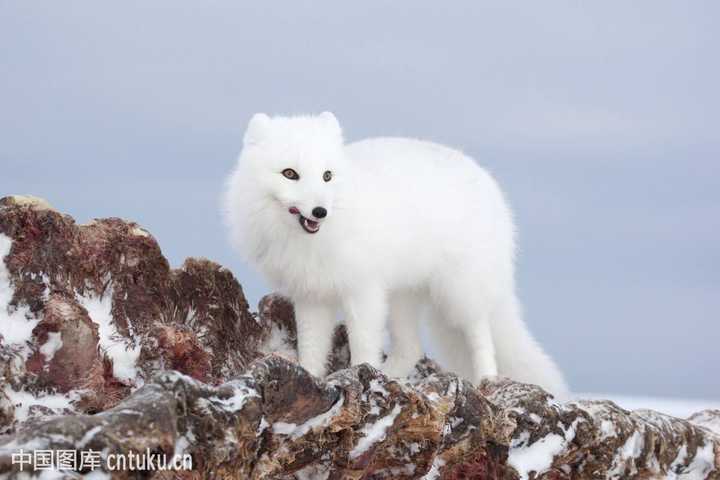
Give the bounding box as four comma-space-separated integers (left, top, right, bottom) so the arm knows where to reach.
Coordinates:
294, 300, 337, 377
343, 287, 387, 369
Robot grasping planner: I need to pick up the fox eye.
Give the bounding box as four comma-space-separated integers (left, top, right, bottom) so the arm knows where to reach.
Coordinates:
282, 168, 299, 180
323, 170, 333, 182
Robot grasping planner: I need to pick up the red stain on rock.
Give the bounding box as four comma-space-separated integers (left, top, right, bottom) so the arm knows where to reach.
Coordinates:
153, 324, 212, 382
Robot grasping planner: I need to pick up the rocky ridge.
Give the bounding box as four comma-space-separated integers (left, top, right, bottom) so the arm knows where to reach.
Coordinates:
0, 195, 718, 479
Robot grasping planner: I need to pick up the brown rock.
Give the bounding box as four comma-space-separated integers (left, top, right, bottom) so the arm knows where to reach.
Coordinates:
25, 293, 101, 393
0, 195, 266, 433
0, 356, 717, 479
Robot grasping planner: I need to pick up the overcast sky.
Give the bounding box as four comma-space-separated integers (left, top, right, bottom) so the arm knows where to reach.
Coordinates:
1, 1, 718, 399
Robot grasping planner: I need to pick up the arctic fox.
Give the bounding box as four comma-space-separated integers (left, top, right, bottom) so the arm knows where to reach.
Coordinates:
224, 112, 568, 397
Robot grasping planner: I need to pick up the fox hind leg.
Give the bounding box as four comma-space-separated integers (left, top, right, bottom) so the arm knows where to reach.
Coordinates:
431, 276, 499, 383
383, 291, 425, 378
424, 314, 475, 381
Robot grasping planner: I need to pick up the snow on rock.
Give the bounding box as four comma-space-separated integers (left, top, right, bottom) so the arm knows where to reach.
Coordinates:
507, 419, 580, 480
198, 380, 259, 414
38, 331, 63, 362
681, 441, 716, 479
0, 234, 39, 352
368, 378, 390, 396
77, 425, 103, 448
76, 288, 141, 384
665, 441, 717, 480
1, 386, 76, 424
599, 419, 618, 439
173, 428, 196, 457
272, 394, 344, 438
421, 457, 446, 480
350, 403, 403, 459
607, 429, 645, 478
689, 409, 720, 436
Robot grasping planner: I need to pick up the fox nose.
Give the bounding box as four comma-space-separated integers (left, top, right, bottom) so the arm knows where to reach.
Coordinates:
312, 207, 327, 219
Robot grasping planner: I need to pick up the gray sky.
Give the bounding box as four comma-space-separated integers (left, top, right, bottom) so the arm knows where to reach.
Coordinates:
1, 1, 718, 399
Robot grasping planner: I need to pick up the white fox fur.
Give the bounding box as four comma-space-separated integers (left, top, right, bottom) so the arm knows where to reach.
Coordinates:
224, 112, 568, 397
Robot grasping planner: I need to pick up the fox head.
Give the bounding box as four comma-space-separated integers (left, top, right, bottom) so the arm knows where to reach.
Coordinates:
226, 112, 347, 246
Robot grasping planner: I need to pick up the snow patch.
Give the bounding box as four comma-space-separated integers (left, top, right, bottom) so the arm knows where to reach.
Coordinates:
174, 429, 196, 457
425, 391, 441, 403
273, 394, 344, 438
223, 385, 258, 412
369, 379, 389, 396
621, 430, 645, 458
1, 386, 76, 424
0, 234, 39, 351
76, 287, 141, 384
607, 429, 645, 478
39, 331, 63, 362
689, 410, 720, 436
78, 425, 103, 448
667, 442, 716, 480
257, 417, 269, 436
507, 419, 580, 480
350, 403, 402, 459
422, 457, 446, 479
600, 419, 618, 439
200, 382, 259, 413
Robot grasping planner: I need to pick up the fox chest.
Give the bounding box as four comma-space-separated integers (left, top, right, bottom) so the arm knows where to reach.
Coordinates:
257, 244, 360, 299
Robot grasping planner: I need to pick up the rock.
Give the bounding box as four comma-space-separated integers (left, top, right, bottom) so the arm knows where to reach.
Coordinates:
1, 195, 718, 479
0, 195, 267, 432
691, 410, 720, 436
1, 355, 718, 479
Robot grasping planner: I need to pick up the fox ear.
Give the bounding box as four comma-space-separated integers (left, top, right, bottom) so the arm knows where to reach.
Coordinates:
318, 111, 342, 137
244, 113, 271, 145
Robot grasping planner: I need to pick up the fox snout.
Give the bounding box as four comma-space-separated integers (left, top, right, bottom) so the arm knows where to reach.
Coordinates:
287, 205, 329, 234
288, 206, 328, 219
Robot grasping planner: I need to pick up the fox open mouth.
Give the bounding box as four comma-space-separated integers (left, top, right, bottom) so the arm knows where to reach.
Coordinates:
289, 207, 320, 234
299, 215, 320, 234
